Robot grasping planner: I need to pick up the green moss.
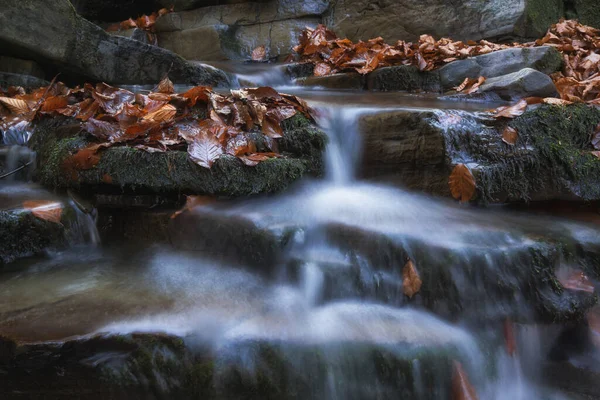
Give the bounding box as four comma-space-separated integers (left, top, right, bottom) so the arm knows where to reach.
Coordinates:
574, 0, 600, 29
520, 0, 564, 38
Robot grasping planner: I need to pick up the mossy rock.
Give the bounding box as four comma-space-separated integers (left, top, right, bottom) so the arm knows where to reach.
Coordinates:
30, 115, 326, 197
0, 209, 66, 265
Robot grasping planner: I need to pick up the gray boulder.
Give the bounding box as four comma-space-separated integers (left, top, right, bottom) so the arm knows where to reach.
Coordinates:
479, 68, 559, 100
366, 65, 441, 92
439, 46, 563, 89
0, 73, 49, 89
0, 0, 230, 85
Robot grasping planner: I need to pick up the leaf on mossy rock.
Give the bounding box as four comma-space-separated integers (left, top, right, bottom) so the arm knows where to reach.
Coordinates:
23, 200, 63, 224
452, 361, 479, 400
493, 99, 528, 119
251, 45, 266, 61
502, 126, 518, 145
188, 134, 223, 169
449, 164, 476, 202
402, 259, 422, 298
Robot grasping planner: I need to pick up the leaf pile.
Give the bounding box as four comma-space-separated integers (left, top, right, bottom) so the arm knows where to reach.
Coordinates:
293, 20, 600, 104
293, 24, 512, 76
106, 7, 172, 32
0, 77, 312, 171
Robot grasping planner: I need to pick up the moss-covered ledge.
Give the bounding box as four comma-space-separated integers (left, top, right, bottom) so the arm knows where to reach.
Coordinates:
446, 104, 600, 203
30, 115, 326, 197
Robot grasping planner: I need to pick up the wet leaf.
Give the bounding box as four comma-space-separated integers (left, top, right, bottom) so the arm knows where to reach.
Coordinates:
452, 361, 479, 400
22, 200, 63, 224
503, 319, 517, 356
314, 63, 332, 77
0, 97, 29, 114
171, 195, 216, 219
156, 76, 175, 94
41, 96, 69, 113
493, 99, 528, 119
251, 45, 267, 61
261, 116, 284, 139
449, 164, 476, 203
402, 260, 422, 298
502, 126, 518, 146
84, 118, 121, 141
142, 104, 177, 123
188, 134, 223, 169
557, 268, 595, 293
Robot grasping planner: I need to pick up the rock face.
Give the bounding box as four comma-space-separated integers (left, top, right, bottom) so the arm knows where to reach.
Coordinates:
31, 115, 326, 198
0, 0, 230, 85
154, 1, 328, 60
70, 0, 161, 22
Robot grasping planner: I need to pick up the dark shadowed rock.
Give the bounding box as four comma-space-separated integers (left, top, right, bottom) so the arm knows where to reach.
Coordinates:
0, 0, 230, 85
296, 73, 366, 89
366, 66, 441, 92
0, 73, 49, 89
70, 0, 161, 23
439, 46, 563, 89
479, 68, 559, 100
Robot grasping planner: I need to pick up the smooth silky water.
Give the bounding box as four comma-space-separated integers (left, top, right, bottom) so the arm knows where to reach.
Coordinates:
1, 64, 596, 399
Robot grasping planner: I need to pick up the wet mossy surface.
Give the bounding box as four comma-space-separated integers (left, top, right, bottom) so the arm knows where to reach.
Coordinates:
0, 209, 66, 265
30, 114, 326, 197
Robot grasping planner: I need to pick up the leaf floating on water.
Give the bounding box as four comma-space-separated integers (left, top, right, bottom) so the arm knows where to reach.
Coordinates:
502, 126, 518, 146
251, 45, 267, 61
493, 99, 528, 119
449, 164, 476, 203
188, 134, 223, 169
22, 200, 63, 224
171, 195, 216, 219
156, 76, 175, 94
0, 97, 29, 115
402, 260, 422, 298
452, 361, 479, 400
503, 319, 517, 356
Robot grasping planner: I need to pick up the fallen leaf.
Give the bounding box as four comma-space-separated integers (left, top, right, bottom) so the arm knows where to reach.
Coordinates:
22, 200, 63, 224
171, 195, 216, 219
449, 164, 476, 202
493, 99, 528, 119
188, 134, 224, 169
251, 45, 267, 61
402, 260, 422, 298
102, 174, 113, 184
156, 76, 175, 94
502, 126, 518, 145
41, 96, 69, 113
0, 97, 29, 114
557, 267, 595, 293
142, 104, 177, 123
503, 319, 517, 356
452, 361, 479, 400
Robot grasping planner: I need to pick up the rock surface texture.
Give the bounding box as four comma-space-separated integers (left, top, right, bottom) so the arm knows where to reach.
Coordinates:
0, 0, 230, 85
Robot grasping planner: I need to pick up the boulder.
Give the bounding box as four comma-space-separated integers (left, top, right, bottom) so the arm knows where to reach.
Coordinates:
0, 0, 230, 85
70, 0, 161, 22
366, 65, 441, 92
296, 72, 366, 89
30, 115, 326, 197
0, 56, 45, 79
438, 46, 563, 89
478, 68, 559, 100
0, 73, 49, 90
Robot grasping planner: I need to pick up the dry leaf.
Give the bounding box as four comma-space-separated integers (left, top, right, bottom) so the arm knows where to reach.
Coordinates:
156, 76, 175, 94
143, 104, 176, 122
452, 361, 479, 400
251, 45, 267, 61
493, 99, 528, 119
402, 260, 422, 298
0, 97, 29, 114
449, 164, 476, 202
502, 126, 518, 145
23, 200, 63, 224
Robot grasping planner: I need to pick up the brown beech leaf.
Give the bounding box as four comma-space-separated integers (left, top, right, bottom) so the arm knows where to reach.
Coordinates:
22, 200, 63, 224
156, 76, 175, 94
402, 260, 422, 298
493, 99, 528, 119
41, 96, 69, 113
262, 116, 284, 139
502, 126, 518, 145
84, 118, 121, 141
63, 143, 108, 172
452, 361, 479, 400
557, 268, 595, 293
449, 164, 476, 202
182, 86, 210, 106
143, 104, 177, 122
188, 134, 224, 169
171, 195, 216, 219
503, 319, 517, 356
251, 45, 267, 61
542, 97, 573, 106
591, 151, 600, 158
0, 97, 29, 114
314, 63, 332, 77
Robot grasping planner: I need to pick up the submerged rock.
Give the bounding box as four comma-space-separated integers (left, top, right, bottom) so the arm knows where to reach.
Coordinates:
0, 0, 230, 85
30, 115, 326, 197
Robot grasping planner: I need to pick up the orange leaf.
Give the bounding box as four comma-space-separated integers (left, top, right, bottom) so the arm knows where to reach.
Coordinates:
314, 63, 332, 77
251, 45, 267, 61
402, 259, 422, 298
171, 195, 216, 219
502, 126, 518, 145
493, 99, 528, 119
0, 96, 29, 114
22, 200, 63, 224
452, 361, 479, 400
156, 76, 175, 94
41, 96, 69, 113
449, 164, 476, 202
142, 104, 177, 122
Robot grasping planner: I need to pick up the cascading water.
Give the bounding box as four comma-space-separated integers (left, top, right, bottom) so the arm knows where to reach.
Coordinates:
1, 69, 598, 399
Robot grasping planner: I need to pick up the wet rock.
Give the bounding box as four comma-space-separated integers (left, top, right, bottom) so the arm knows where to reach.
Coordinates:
478, 68, 559, 100
70, 0, 161, 23
439, 46, 563, 89
366, 65, 441, 92
286, 63, 315, 80
0, 56, 45, 79
572, 0, 600, 30
0, 72, 49, 90
296, 72, 366, 90
0, 0, 230, 85
154, 1, 326, 60
107, 28, 156, 46
30, 115, 326, 197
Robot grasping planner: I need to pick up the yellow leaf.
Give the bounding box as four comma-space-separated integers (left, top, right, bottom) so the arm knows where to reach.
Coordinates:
448, 164, 476, 202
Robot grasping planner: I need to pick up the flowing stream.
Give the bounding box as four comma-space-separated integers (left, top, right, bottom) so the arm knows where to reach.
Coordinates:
1, 64, 599, 399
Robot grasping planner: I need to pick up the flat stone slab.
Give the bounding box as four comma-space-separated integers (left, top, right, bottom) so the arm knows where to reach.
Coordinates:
479, 68, 559, 100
